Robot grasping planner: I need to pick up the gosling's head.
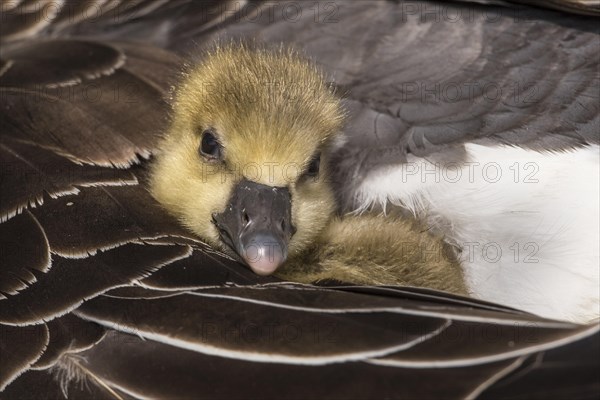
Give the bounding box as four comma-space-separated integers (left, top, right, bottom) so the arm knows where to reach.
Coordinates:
150, 44, 344, 276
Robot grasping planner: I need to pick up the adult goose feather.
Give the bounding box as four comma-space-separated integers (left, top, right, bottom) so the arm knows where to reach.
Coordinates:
0, 0, 599, 398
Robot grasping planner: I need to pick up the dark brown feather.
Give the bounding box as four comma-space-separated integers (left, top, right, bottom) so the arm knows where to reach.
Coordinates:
32, 314, 106, 370
0, 139, 137, 222
0, 323, 49, 390
0, 243, 190, 325
0, 209, 49, 298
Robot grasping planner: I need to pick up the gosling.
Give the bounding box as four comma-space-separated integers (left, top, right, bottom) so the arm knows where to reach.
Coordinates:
150, 44, 466, 295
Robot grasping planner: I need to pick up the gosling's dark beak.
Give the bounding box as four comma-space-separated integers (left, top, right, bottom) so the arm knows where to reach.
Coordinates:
212, 179, 296, 276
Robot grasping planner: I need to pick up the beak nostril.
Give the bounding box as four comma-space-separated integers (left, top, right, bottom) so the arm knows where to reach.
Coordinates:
242, 210, 250, 226
281, 219, 286, 232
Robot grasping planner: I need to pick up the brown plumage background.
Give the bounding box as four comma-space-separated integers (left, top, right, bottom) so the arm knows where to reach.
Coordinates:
0, 1, 599, 399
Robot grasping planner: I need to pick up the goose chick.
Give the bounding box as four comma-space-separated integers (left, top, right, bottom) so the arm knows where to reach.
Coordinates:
150, 44, 466, 294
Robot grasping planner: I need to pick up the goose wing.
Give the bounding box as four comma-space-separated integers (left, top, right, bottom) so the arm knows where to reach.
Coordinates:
174, 1, 599, 201
1, 1, 599, 398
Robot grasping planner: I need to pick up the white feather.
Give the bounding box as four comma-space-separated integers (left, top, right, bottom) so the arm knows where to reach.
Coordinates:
356, 143, 600, 323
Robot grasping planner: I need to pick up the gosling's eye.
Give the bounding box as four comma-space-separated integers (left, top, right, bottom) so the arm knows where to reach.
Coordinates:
200, 130, 222, 161
306, 153, 321, 177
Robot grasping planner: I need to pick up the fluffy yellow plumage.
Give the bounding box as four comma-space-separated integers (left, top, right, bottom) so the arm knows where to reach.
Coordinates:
150, 43, 466, 295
